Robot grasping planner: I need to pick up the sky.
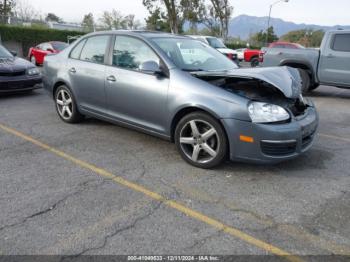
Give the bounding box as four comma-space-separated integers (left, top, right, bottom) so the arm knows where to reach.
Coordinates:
27, 0, 350, 26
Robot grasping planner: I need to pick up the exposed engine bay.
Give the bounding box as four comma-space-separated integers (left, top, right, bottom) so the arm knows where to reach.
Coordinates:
195, 74, 309, 117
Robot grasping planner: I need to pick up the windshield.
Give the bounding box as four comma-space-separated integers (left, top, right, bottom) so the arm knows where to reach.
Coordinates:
206, 37, 226, 48
152, 38, 238, 72
52, 42, 69, 51
0, 45, 13, 59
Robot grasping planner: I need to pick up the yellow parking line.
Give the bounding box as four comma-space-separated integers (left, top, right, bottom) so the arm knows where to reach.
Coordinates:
0, 123, 303, 262
319, 133, 350, 143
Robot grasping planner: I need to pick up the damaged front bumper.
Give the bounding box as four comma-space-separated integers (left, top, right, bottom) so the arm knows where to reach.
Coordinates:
221, 105, 319, 164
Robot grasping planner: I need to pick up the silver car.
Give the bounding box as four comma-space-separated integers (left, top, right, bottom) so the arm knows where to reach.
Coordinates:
43, 31, 318, 169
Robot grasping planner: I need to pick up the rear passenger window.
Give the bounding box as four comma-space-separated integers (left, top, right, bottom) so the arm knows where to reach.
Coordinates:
332, 34, 350, 52
80, 35, 110, 64
70, 39, 87, 59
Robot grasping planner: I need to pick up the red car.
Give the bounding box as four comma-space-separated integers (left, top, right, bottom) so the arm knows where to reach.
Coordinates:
28, 41, 68, 65
268, 41, 305, 49
244, 49, 263, 67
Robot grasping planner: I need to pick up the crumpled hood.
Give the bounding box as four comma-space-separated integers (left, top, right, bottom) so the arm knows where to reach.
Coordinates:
194, 66, 302, 99
0, 57, 34, 73
231, 66, 302, 98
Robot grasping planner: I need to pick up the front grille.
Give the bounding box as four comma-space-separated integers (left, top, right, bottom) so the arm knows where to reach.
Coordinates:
261, 141, 297, 156
0, 70, 26, 77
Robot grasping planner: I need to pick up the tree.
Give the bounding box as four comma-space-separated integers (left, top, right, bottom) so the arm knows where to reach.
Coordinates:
143, 0, 182, 34
124, 14, 141, 30
82, 13, 94, 32
181, 0, 206, 33
100, 9, 127, 30
0, 0, 15, 23
144, 7, 170, 32
251, 26, 278, 46
14, 0, 42, 22
45, 13, 62, 23
281, 29, 324, 47
208, 0, 233, 40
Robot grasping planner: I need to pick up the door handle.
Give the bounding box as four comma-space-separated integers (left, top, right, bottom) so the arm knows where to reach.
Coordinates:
277, 52, 283, 55
69, 67, 76, 73
326, 54, 335, 58
106, 75, 116, 82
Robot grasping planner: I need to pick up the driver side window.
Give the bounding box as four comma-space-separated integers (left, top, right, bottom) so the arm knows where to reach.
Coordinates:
113, 36, 160, 71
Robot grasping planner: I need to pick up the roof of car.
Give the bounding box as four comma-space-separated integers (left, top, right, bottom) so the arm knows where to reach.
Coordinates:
87, 30, 189, 39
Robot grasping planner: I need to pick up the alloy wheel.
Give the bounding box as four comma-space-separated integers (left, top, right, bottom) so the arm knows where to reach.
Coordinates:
179, 119, 220, 164
56, 90, 73, 120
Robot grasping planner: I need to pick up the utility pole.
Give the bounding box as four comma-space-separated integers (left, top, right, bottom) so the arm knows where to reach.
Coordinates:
265, 0, 289, 46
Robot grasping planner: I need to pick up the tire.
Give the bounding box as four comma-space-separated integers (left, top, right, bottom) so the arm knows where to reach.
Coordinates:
298, 69, 311, 94
54, 85, 84, 123
175, 112, 228, 169
250, 57, 259, 67
309, 83, 320, 91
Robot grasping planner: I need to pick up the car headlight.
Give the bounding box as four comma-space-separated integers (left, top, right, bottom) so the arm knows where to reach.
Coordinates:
27, 67, 40, 76
248, 102, 290, 123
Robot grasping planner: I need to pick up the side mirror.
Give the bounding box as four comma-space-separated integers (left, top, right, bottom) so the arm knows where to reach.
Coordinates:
139, 60, 162, 74
10, 50, 17, 57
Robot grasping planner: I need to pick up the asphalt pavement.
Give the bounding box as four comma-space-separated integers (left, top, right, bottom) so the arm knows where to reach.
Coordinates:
0, 84, 349, 260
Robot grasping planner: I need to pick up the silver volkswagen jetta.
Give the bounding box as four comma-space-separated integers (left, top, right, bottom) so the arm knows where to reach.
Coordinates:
43, 31, 318, 168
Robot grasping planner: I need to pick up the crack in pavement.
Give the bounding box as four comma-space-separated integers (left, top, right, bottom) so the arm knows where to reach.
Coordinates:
61, 201, 163, 259
159, 178, 182, 201
0, 178, 106, 232
184, 229, 224, 252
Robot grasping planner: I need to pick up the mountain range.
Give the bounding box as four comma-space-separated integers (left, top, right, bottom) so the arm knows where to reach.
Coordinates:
228, 15, 350, 39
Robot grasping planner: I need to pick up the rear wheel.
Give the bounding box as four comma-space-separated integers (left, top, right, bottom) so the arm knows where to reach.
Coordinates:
298, 69, 311, 94
175, 112, 228, 169
250, 57, 259, 67
55, 85, 84, 123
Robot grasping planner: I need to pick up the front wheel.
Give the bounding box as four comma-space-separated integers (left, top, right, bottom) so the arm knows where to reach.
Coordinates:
55, 85, 84, 123
250, 57, 259, 67
298, 69, 311, 94
175, 112, 228, 169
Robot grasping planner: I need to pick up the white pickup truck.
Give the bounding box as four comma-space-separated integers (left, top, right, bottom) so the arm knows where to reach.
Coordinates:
262, 30, 350, 93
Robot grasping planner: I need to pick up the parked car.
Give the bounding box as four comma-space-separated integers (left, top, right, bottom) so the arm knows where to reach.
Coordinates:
268, 41, 305, 49
43, 31, 318, 169
187, 35, 238, 62
236, 48, 247, 61
28, 41, 68, 65
244, 49, 263, 67
0, 45, 42, 93
262, 30, 350, 93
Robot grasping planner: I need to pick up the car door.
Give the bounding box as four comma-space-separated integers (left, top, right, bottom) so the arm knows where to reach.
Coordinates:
318, 33, 350, 86
105, 35, 169, 134
67, 35, 111, 114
